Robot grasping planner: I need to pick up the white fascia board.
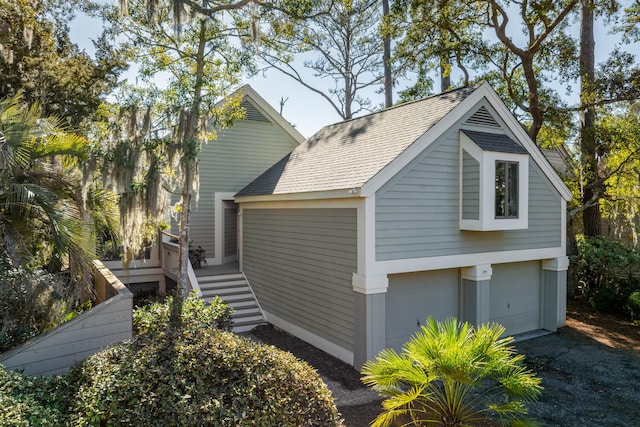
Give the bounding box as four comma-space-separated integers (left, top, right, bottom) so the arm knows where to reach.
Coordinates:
360, 84, 490, 198
482, 86, 573, 202
234, 187, 363, 204
235, 197, 362, 210
238, 85, 306, 144
375, 246, 566, 276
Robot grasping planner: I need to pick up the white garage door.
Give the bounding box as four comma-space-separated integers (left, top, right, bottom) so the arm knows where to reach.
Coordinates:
386, 269, 459, 351
490, 261, 541, 336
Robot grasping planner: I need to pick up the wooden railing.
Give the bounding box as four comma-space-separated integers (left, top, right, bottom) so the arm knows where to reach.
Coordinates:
160, 232, 202, 297
0, 260, 133, 376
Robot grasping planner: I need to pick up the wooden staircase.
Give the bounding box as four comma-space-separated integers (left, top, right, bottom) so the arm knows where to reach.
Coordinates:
197, 272, 266, 333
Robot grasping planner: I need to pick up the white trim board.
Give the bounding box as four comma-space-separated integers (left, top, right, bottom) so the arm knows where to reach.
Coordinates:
213, 192, 236, 265
376, 246, 567, 276
263, 311, 354, 366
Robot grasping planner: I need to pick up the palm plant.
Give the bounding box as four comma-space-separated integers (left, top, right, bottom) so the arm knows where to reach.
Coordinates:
361, 317, 542, 427
0, 93, 117, 294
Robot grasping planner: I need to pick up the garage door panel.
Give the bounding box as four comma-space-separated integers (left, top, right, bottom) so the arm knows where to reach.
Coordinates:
490, 261, 541, 336
386, 269, 459, 351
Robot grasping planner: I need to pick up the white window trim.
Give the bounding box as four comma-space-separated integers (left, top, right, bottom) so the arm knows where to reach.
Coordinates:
459, 132, 529, 231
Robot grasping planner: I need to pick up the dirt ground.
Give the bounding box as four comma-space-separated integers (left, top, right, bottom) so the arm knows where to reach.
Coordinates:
247, 298, 640, 427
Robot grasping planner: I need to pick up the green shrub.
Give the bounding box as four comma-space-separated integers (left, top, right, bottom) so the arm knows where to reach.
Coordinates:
362, 317, 542, 427
628, 291, 640, 320
0, 268, 73, 352
0, 365, 71, 426
572, 235, 640, 313
133, 291, 233, 334
66, 327, 341, 426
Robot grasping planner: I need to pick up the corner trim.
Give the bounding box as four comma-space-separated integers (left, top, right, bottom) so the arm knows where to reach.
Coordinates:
461, 264, 493, 281
542, 256, 570, 271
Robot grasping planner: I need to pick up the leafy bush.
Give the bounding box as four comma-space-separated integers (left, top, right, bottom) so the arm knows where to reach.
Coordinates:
628, 291, 640, 320
0, 365, 71, 426
0, 268, 73, 352
133, 291, 233, 334
66, 327, 341, 426
572, 235, 640, 313
362, 317, 542, 427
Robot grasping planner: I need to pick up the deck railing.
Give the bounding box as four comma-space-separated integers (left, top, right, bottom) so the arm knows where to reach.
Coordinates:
160, 232, 202, 297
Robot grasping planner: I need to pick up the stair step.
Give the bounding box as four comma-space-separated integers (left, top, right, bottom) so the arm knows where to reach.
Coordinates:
199, 279, 247, 289
210, 293, 255, 303
226, 300, 259, 309
197, 274, 244, 282
201, 287, 250, 297
233, 316, 267, 327
233, 307, 262, 317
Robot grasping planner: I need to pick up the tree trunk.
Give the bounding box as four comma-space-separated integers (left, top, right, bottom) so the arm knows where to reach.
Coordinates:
521, 55, 544, 142
171, 19, 207, 325
580, 0, 600, 236
382, 0, 392, 108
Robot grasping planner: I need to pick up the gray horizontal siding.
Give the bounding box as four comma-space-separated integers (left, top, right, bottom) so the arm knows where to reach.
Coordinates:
189, 118, 299, 255
462, 150, 480, 220
242, 208, 357, 351
375, 129, 562, 261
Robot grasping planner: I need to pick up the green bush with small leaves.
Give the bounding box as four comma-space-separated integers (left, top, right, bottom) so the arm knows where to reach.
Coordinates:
572, 235, 640, 313
133, 291, 233, 334
66, 327, 341, 426
628, 291, 640, 320
0, 365, 71, 426
3, 294, 339, 425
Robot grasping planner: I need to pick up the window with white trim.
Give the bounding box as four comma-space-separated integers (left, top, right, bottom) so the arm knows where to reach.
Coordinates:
459, 130, 529, 231
495, 160, 519, 218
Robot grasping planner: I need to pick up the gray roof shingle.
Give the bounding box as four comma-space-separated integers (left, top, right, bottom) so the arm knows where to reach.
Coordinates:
236, 85, 480, 197
461, 129, 528, 154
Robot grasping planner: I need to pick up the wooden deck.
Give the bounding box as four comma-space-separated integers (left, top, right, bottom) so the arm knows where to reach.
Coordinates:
193, 261, 240, 277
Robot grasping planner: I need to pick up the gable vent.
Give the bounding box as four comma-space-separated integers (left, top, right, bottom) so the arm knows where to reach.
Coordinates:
241, 100, 270, 123
465, 106, 500, 128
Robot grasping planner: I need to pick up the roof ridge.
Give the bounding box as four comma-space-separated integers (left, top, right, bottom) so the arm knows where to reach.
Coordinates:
313, 83, 483, 135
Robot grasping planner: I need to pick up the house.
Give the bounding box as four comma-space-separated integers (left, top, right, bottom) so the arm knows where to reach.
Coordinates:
235, 82, 571, 368
185, 85, 305, 266
104, 85, 304, 295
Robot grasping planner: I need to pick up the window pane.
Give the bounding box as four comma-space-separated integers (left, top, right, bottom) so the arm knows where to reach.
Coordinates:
495, 161, 506, 217
507, 162, 518, 217
495, 161, 518, 219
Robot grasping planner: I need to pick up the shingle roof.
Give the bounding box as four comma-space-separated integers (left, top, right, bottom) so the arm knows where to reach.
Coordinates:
461, 129, 528, 154
236, 84, 480, 197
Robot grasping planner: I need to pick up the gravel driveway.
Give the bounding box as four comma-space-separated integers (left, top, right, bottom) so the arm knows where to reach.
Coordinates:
247, 301, 640, 427
515, 327, 640, 427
